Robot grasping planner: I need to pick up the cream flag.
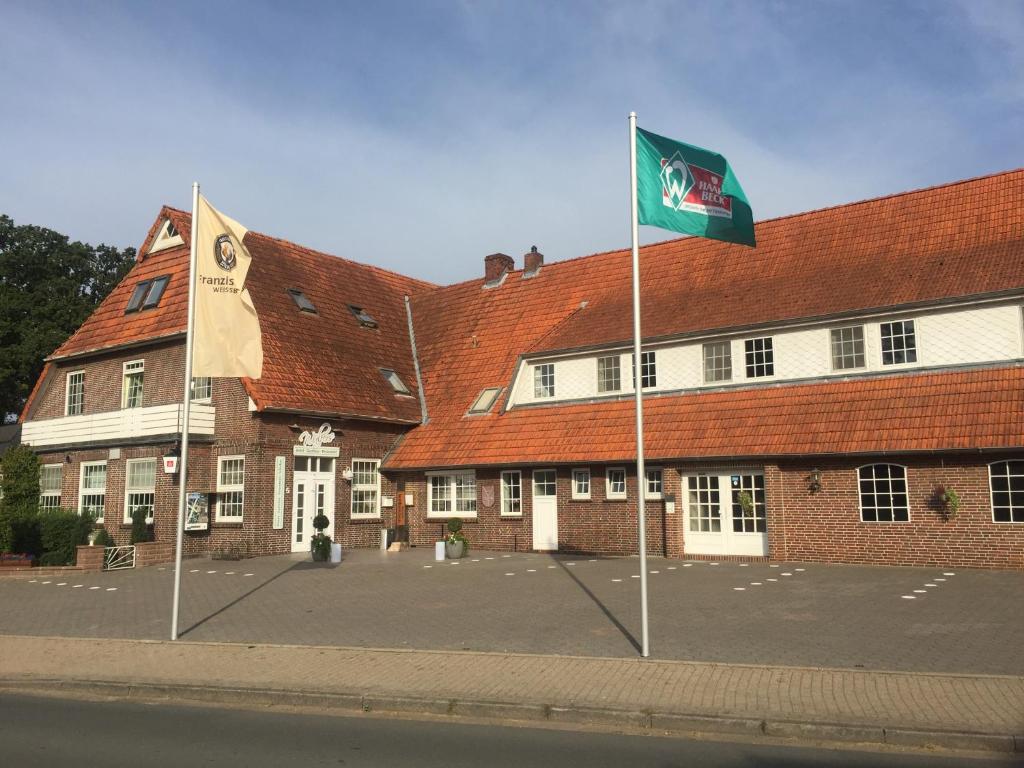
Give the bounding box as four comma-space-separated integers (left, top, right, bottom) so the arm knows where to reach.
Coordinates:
192, 196, 263, 378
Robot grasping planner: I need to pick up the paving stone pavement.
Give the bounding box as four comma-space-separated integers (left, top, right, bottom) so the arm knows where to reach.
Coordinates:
1, 549, 1022, 675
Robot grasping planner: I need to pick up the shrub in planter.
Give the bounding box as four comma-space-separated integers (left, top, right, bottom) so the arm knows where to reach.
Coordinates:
445, 517, 468, 558
38, 508, 93, 566
311, 513, 332, 562
130, 507, 154, 544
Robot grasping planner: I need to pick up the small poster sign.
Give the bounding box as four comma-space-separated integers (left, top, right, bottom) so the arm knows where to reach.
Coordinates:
163, 456, 180, 474
185, 492, 209, 531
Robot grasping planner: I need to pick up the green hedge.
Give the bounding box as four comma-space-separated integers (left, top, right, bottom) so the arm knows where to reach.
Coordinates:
38, 508, 93, 566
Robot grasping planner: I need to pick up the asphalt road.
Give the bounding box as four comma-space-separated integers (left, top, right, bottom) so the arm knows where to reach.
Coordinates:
0, 693, 1015, 768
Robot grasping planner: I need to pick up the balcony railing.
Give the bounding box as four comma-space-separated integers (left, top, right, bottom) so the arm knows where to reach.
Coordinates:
21, 403, 215, 448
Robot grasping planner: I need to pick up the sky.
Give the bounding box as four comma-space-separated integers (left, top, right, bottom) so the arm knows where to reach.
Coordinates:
1, 0, 1022, 284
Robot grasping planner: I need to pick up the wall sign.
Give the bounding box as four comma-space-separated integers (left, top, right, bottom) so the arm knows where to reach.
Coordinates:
163, 456, 180, 474
185, 492, 209, 531
273, 456, 286, 529
293, 422, 341, 457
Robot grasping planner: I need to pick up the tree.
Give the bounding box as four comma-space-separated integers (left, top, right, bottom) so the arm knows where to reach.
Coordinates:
0, 444, 40, 553
0, 214, 136, 421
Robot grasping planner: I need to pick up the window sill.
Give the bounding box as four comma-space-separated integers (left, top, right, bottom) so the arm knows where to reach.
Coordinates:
499, 513, 523, 518
212, 520, 244, 528
571, 496, 591, 502
426, 513, 478, 520
349, 514, 383, 522
604, 496, 627, 502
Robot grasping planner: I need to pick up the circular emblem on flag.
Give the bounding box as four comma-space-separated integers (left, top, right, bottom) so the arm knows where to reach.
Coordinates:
214, 234, 237, 271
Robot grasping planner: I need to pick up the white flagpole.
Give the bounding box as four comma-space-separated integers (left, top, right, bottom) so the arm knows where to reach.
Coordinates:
171, 181, 200, 641
628, 112, 650, 658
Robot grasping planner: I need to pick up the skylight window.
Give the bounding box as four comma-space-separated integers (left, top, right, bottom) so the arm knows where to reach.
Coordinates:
348, 305, 378, 329
125, 275, 171, 314
469, 387, 502, 414
287, 289, 317, 314
380, 368, 411, 395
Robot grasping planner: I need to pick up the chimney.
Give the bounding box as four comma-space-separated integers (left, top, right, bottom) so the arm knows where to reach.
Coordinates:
523, 245, 544, 277
484, 252, 514, 283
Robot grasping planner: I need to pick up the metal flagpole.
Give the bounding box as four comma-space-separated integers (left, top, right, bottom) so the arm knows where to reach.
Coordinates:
628, 112, 650, 658
171, 181, 200, 641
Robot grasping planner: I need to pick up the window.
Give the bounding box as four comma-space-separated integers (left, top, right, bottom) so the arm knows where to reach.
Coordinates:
500, 471, 522, 516
351, 459, 381, 518
122, 360, 144, 409
534, 363, 555, 398
744, 337, 774, 378
381, 368, 411, 395
217, 456, 245, 521
124, 458, 156, 524
469, 387, 502, 415
831, 325, 865, 370
125, 276, 171, 313
688, 475, 721, 532
858, 464, 909, 522
640, 351, 657, 389
79, 461, 107, 522
428, 472, 477, 518
65, 371, 84, 416
39, 464, 62, 510
597, 356, 621, 393
880, 320, 917, 365
645, 468, 663, 500
730, 473, 766, 533
191, 377, 212, 401
533, 470, 557, 496
347, 305, 378, 328
287, 288, 317, 314
989, 461, 1024, 523
606, 467, 626, 500
572, 468, 591, 500
703, 342, 732, 383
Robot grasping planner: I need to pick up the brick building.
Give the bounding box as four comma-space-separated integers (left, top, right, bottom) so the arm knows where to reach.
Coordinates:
19, 169, 1024, 569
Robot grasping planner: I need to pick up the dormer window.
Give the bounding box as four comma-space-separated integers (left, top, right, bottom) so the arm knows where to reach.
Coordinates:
381, 368, 410, 395
348, 305, 378, 328
149, 218, 184, 253
468, 387, 502, 415
125, 275, 171, 314
287, 289, 317, 314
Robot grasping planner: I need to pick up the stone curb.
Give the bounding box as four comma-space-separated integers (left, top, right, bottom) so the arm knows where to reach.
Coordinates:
2, 678, 1019, 755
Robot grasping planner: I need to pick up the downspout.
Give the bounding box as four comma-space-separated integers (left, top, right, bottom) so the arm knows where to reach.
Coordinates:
404, 295, 429, 424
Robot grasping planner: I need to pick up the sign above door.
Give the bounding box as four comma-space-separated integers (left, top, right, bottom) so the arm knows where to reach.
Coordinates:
293, 422, 341, 457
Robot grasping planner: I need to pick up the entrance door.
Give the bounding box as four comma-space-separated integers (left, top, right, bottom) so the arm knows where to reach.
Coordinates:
683, 471, 767, 556
292, 457, 336, 553
532, 469, 558, 551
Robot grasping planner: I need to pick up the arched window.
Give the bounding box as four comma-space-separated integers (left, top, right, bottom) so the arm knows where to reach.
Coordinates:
858, 464, 909, 522
989, 461, 1024, 523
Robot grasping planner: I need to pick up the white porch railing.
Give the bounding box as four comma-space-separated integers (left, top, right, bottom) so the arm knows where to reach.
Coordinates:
22, 403, 215, 448
103, 545, 136, 571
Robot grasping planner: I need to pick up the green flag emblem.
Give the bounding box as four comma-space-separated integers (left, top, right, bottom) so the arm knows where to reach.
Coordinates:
636, 127, 755, 247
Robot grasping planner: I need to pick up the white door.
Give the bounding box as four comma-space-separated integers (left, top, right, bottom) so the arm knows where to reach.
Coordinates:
683, 472, 767, 556
532, 469, 558, 551
292, 457, 336, 553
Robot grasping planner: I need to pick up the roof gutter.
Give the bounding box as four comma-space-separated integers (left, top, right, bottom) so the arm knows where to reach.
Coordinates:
404, 295, 429, 424
260, 406, 421, 426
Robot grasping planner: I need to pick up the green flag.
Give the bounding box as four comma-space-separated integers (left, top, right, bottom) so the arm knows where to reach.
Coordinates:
636, 127, 755, 247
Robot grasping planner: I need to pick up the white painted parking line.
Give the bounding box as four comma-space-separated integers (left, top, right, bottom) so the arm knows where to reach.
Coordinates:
935, 578, 946, 582
709, 562, 719, 566
901, 595, 917, 600
485, 557, 495, 560
667, 566, 677, 570
682, 563, 693, 568
739, 563, 749, 567
588, 559, 597, 563
226, 571, 236, 575
244, 573, 254, 577
650, 570, 659, 574
504, 572, 515, 576
423, 565, 432, 568
913, 589, 927, 593
450, 561, 460, 565
527, 569, 536, 572
631, 575, 640, 579
106, 587, 117, 592
57, 583, 67, 586
547, 565, 556, 569
471, 559, 480, 562
769, 564, 780, 568
750, 582, 762, 586
566, 562, 576, 566
502, 555, 512, 558
924, 583, 937, 587
612, 578, 623, 583
41, 581, 51, 585
766, 578, 778, 582
72, 584, 83, 589
206, 570, 217, 574
158, 567, 166, 571
795, 568, 806, 572
190, 569, 199, 573
89, 586, 100, 590
28, 579, 37, 583
733, 587, 746, 591
943, 572, 955, 576
781, 572, 792, 576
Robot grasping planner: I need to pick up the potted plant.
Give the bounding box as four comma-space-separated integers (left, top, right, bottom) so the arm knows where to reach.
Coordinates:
311, 513, 332, 562
936, 485, 961, 521
445, 517, 468, 559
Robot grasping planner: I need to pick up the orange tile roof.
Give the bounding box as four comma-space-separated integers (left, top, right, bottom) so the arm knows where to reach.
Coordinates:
48, 207, 434, 424
388, 169, 1024, 468
383, 365, 1024, 469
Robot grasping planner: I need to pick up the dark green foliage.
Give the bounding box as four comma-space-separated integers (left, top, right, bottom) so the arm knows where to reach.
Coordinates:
0, 213, 136, 421
130, 506, 154, 544
311, 533, 332, 561
0, 445, 40, 553
312, 513, 329, 533
92, 527, 115, 548
447, 517, 463, 535
37, 508, 92, 566
446, 517, 468, 554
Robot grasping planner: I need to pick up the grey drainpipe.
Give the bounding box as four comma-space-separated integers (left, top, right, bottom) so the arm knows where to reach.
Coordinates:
404, 295, 429, 424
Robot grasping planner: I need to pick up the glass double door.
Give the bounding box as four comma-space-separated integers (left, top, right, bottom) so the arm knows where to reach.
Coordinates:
292, 457, 336, 553
683, 472, 767, 556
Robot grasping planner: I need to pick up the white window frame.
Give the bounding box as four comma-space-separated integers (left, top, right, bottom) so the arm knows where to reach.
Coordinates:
65, 371, 84, 416
78, 460, 107, 523
702, 341, 732, 383
39, 463, 63, 510
571, 468, 591, 500
122, 360, 144, 409
879, 319, 918, 366
216, 455, 245, 522
597, 355, 621, 393
831, 325, 866, 371
744, 337, 775, 379
988, 460, 1024, 524
534, 363, 555, 398
350, 458, 382, 519
191, 377, 213, 402
645, 467, 663, 500
123, 458, 156, 524
640, 350, 657, 389
857, 463, 910, 523
605, 467, 627, 500
427, 471, 478, 519
500, 470, 522, 517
